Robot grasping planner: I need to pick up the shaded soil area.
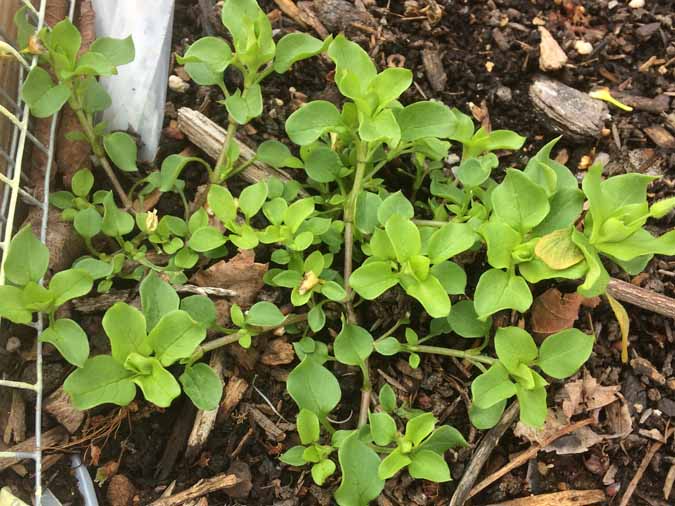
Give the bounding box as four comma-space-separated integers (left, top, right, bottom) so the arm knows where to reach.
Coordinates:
1, 0, 674, 505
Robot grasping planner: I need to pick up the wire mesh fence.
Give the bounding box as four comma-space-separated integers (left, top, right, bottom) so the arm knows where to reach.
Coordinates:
0, 0, 77, 502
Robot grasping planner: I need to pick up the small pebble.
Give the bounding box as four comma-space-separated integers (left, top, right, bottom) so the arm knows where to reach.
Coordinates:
574, 40, 593, 55
495, 85, 513, 103
629, 0, 645, 8
6, 336, 21, 353
168, 75, 190, 93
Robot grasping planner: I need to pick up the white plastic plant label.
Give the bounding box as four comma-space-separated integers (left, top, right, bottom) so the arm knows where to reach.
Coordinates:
91, 0, 175, 162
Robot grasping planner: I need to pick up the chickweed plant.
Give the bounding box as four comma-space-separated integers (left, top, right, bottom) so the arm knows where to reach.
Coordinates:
2, 1, 674, 503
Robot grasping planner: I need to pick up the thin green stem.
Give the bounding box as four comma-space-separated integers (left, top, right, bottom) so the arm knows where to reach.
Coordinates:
412, 219, 448, 227
71, 104, 133, 209
408, 344, 495, 365
216, 120, 239, 180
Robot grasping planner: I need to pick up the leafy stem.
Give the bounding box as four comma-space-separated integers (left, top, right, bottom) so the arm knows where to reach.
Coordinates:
406, 344, 495, 365
70, 103, 133, 209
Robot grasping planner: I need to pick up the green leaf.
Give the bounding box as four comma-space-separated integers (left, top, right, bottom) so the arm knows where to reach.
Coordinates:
39, 318, 89, 367
311, 459, 336, 486
378, 449, 411, 480
180, 295, 217, 328
571, 229, 609, 297
597, 229, 675, 262
21, 67, 70, 118
532, 188, 585, 236
103, 132, 138, 172
469, 400, 506, 430
308, 305, 326, 332
80, 77, 112, 113
385, 214, 420, 263
280, 446, 307, 466
287, 358, 341, 417
418, 425, 468, 454
538, 328, 594, 379
4, 226, 49, 286
274, 32, 328, 73
125, 353, 181, 408
189, 226, 227, 252
159, 154, 207, 191
359, 109, 400, 146
334, 323, 373, 366
149, 310, 206, 366
0, 286, 32, 324
400, 273, 451, 318
471, 362, 517, 409
335, 432, 384, 506
427, 222, 476, 264
73, 51, 116, 76
246, 301, 285, 327
297, 408, 321, 445
327, 35, 377, 100
379, 384, 397, 412
397, 101, 455, 141
140, 272, 179, 331
535, 228, 584, 270
405, 412, 436, 446
370, 67, 412, 107
257, 140, 303, 169
208, 185, 237, 224
284, 197, 315, 233
101, 192, 134, 237
516, 385, 547, 427
74, 207, 102, 238
304, 145, 342, 183
224, 84, 263, 124
430, 261, 466, 295
286, 101, 342, 146
374, 336, 402, 356
491, 169, 550, 232
355, 192, 382, 235
480, 219, 521, 270
369, 411, 397, 446
239, 181, 268, 219
48, 18, 81, 63
456, 155, 497, 188
377, 191, 414, 224
13, 7, 34, 51
90, 35, 135, 66
180, 363, 223, 411
474, 269, 532, 320
48, 268, 93, 307
64, 355, 136, 409
320, 281, 347, 301
177, 36, 230, 71
349, 260, 398, 299
494, 327, 538, 374
21, 282, 54, 312
103, 302, 150, 362
408, 449, 451, 482
447, 299, 491, 338
71, 169, 94, 197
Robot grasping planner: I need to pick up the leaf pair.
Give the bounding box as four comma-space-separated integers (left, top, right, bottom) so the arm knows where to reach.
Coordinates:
470, 326, 593, 428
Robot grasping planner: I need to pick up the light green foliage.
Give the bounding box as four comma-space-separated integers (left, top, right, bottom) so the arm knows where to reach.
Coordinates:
12, 3, 675, 503
469, 327, 593, 429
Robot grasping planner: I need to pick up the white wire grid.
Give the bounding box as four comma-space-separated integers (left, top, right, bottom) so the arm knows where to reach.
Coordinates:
0, 0, 77, 502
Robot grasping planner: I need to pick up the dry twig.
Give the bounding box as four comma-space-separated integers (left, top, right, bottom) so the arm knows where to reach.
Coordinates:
483, 489, 606, 506
148, 473, 240, 506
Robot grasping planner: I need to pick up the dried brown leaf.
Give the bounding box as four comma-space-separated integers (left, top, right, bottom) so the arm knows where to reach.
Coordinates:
531, 288, 585, 335
191, 250, 267, 307
261, 338, 295, 366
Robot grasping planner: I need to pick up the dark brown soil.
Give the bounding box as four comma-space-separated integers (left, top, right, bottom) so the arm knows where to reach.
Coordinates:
2, 0, 674, 505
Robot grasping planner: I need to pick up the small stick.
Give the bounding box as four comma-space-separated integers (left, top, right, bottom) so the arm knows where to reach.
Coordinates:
618, 427, 675, 506
175, 284, 237, 297
449, 402, 519, 506
607, 278, 675, 319
482, 489, 606, 506
148, 473, 240, 506
469, 416, 595, 499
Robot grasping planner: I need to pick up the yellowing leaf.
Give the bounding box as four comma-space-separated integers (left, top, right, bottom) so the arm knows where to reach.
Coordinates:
535, 229, 584, 270
606, 293, 630, 363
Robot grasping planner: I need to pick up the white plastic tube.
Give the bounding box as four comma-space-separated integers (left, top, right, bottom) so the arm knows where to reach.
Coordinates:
91, 0, 175, 162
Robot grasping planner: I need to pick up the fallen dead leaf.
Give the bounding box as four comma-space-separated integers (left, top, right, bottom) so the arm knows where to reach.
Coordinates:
515, 411, 605, 455
260, 338, 295, 366
531, 288, 599, 336
225, 460, 253, 499
106, 474, 136, 506
191, 250, 267, 307
220, 376, 249, 418
557, 371, 620, 418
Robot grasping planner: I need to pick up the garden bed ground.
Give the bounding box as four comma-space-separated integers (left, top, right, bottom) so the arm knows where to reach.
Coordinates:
1, 0, 675, 505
